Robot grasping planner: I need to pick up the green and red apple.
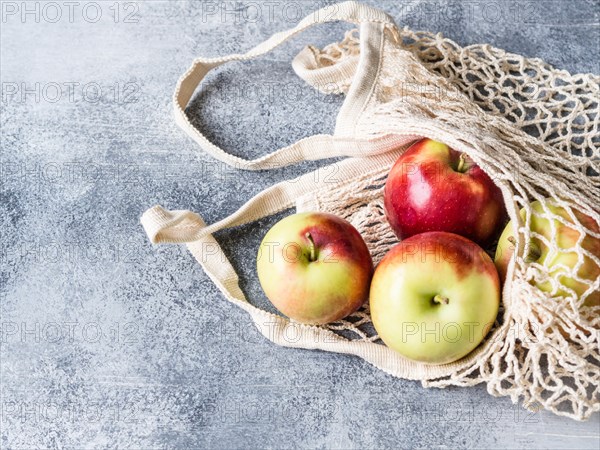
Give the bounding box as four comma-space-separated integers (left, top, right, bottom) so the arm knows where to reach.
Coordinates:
495, 200, 600, 307
370, 232, 500, 364
384, 139, 507, 247
257, 212, 373, 324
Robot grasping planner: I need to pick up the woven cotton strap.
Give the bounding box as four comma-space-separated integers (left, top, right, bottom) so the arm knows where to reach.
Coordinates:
173, 1, 405, 170
144, 0, 522, 384
141, 121, 519, 382
140, 142, 480, 381
146, 2, 436, 378
143, 1, 600, 420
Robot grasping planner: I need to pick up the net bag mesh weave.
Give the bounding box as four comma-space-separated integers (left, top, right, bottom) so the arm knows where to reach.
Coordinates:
142, 3, 599, 422
296, 27, 599, 421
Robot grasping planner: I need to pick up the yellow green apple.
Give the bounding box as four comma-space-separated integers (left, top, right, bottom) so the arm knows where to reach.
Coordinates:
370, 232, 500, 364
494, 200, 600, 307
257, 212, 373, 324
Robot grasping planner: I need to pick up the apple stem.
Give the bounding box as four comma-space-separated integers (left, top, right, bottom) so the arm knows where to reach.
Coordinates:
305, 232, 317, 262
506, 235, 541, 263
433, 295, 449, 305
457, 153, 467, 173
524, 241, 542, 263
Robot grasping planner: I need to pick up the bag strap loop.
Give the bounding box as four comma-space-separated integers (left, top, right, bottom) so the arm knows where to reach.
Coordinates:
173, 1, 398, 170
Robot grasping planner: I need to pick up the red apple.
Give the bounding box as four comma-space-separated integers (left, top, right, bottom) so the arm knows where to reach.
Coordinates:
370, 232, 500, 364
256, 212, 373, 324
384, 139, 506, 246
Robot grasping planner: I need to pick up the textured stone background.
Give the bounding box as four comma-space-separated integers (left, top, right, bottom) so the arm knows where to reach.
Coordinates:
1, 1, 599, 448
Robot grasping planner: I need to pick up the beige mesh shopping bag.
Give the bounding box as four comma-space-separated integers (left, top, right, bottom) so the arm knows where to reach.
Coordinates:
141, 2, 600, 420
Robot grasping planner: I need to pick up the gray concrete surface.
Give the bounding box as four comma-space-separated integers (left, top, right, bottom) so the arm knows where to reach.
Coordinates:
1, 1, 599, 448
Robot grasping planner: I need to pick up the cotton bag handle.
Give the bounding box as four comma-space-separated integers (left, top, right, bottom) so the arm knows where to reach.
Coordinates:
144, 1, 482, 379
140, 145, 467, 381
174, 1, 404, 170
